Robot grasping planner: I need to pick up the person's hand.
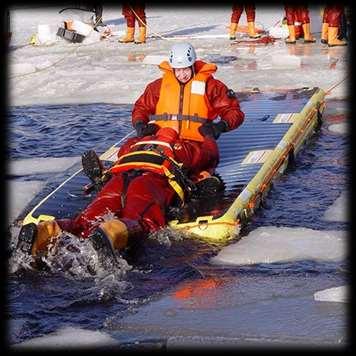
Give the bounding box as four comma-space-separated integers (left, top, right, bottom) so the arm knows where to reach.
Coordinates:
198, 120, 228, 139
134, 121, 158, 137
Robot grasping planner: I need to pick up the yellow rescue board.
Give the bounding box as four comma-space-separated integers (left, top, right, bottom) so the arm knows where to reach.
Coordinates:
168, 88, 325, 243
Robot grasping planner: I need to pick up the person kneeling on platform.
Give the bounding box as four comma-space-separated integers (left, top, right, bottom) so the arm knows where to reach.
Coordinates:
16, 43, 244, 269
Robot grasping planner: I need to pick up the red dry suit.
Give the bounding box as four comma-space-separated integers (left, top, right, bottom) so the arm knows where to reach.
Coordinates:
122, 1, 146, 27
322, 5, 344, 27
231, 3, 256, 23
132, 59, 244, 176
58, 128, 208, 239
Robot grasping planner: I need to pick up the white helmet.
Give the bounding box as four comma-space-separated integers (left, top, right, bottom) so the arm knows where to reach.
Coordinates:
168, 42, 197, 68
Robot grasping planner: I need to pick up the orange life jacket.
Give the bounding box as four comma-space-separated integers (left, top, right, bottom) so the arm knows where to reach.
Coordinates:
109, 140, 187, 202
150, 60, 217, 142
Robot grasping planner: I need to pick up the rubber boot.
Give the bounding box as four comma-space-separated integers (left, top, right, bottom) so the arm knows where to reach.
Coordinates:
229, 22, 238, 40
90, 218, 143, 268
285, 25, 296, 44
135, 26, 146, 44
119, 26, 135, 43
16, 223, 37, 255
302, 23, 316, 43
247, 21, 261, 38
328, 26, 347, 47
17, 220, 62, 257
321, 22, 328, 44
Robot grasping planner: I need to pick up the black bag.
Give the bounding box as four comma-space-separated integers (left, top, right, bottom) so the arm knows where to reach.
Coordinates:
56, 27, 85, 43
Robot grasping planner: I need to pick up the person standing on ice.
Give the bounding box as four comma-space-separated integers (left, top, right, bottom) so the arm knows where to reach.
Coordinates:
16, 43, 244, 269
119, 1, 146, 44
284, 4, 316, 44
320, 5, 347, 47
229, 3, 261, 40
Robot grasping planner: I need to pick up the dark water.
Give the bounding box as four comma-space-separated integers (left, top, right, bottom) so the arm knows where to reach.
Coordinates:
6, 98, 349, 348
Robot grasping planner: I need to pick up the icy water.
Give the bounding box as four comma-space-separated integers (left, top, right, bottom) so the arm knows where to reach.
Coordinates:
6, 97, 349, 349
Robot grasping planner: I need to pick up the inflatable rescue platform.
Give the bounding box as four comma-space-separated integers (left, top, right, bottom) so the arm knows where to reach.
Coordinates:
21, 87, 325, 244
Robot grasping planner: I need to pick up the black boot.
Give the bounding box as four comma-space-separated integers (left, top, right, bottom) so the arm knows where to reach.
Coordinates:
194, 174, 225, 198
82, 149, 106, 192
89, 228, 119, 270
16, 223, 37, 255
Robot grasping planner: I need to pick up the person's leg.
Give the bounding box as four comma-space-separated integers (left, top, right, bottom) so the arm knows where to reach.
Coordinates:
92, 172, 176, 254
121, 173, 175, 231
72, 174, 125, 238
119, 6, 135, 43
245, 4, 261, 38
321, 6, 330, 44
16, 220, 62, 257
94, 4, 104, 26
229, 4, 243, 40
133, 5, 146, 44
338, 10, 347, 40
327, 5, 347, 46
284, 5, 296, 44
297, 6, 315, 43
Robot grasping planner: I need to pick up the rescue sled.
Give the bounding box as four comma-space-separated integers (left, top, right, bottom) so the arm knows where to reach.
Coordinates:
19, 87, 325, 244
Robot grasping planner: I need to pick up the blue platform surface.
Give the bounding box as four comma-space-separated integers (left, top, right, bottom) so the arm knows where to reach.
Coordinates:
25, 88, 319, 222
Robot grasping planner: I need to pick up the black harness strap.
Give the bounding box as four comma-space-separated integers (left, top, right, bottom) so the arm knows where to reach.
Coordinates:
120, 170, 143, 208
150, 114, 206, 123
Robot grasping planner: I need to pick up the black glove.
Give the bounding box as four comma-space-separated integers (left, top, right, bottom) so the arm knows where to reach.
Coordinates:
134, 120, 159, 137
198, 120, 228, 140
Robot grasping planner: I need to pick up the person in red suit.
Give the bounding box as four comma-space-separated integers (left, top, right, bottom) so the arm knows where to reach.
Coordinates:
284, 5, 315, 44
320, 5, 347, 46
229, 3, 261, 40
119, 1, 146, 44
16, 43, 244, 268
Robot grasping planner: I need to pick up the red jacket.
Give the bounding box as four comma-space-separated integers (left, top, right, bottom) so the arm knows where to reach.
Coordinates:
132, 60, 245, 132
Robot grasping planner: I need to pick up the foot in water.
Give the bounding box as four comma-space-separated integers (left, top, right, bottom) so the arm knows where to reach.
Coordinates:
89, 228, 119, 272
88, 218, 142, 273
16, 223, 37, 255
15, 222, 57, 270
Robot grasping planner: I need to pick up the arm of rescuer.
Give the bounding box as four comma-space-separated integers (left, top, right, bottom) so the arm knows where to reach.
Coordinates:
131, 78, 162, 137
198, 77, 245, 139
131, 77, 245, 139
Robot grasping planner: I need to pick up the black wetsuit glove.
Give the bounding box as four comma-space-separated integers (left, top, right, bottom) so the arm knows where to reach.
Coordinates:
198, 120, 229, 139
134, 120, 159, 137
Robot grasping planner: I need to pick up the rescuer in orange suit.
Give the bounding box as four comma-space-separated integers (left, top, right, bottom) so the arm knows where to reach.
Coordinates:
320, 5, 347, 47
229, 3, 261, 40
131, 43, 244, 178
16, 43, 244, 270
284, 5, 316, 44
119, 1, 146, 44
